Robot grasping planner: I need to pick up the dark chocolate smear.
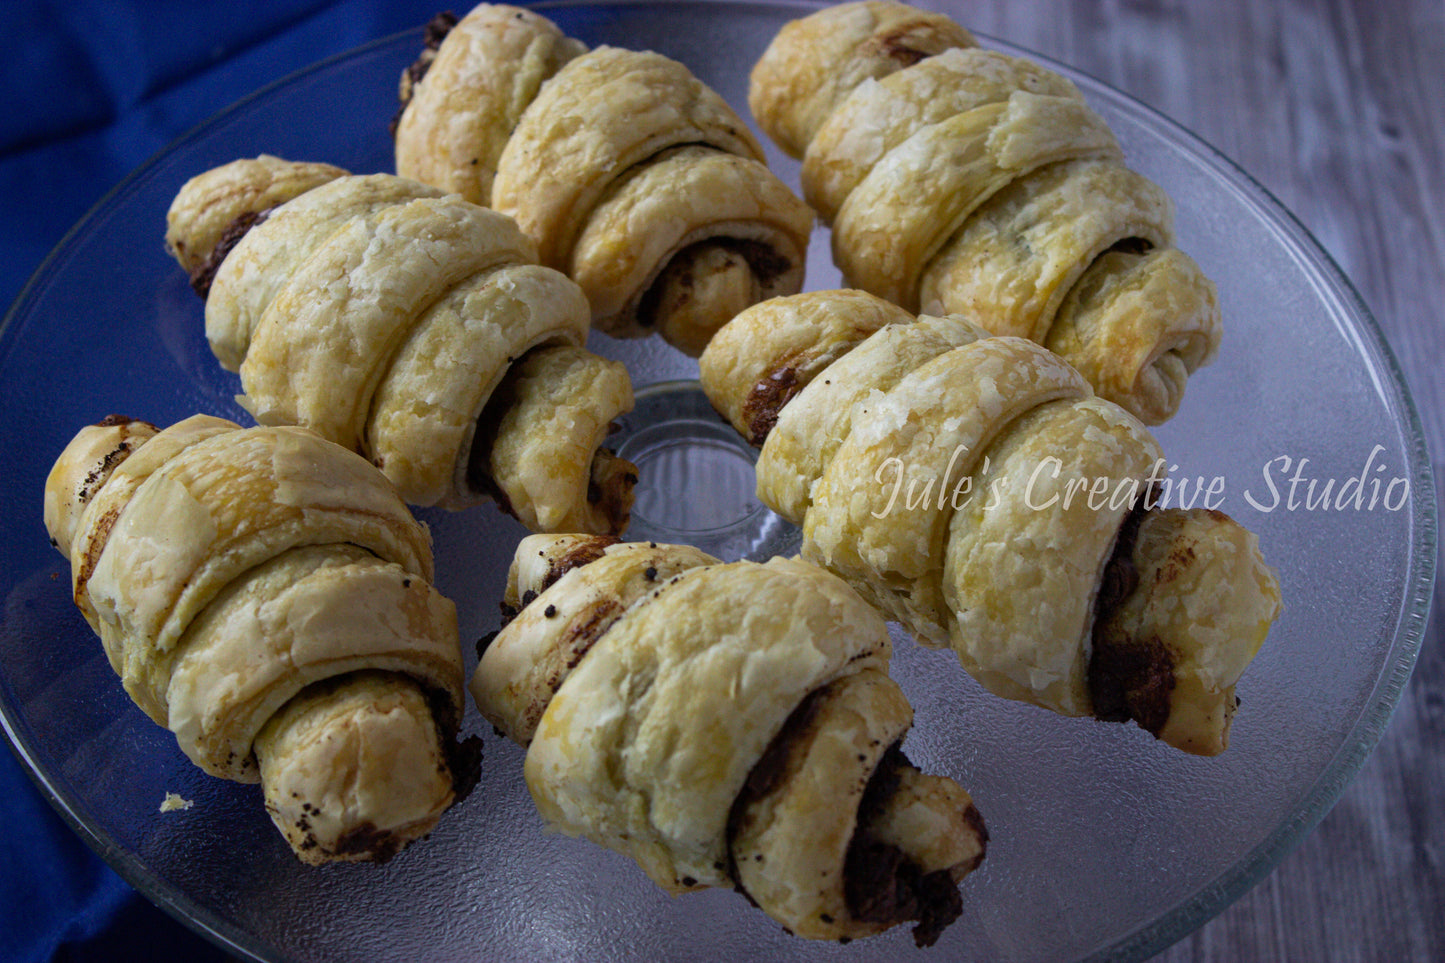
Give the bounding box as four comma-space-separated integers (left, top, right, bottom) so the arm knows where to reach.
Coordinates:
190, 208, 270, 298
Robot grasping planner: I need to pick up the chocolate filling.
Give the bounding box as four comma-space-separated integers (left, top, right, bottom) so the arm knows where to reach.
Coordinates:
540, 536, 620, 593
189, 208, 271, 298
1087, 489, 1176, 734
724, 685, 833, 899
727, 699, 972, 947
465, 352, 529, 519
465, 346, 634, 531
390, 10, 460, 136
739, 685, 829, 803
867, 26, 940, 69
878, 38, 930, 67
496, 536, 619, 628
740, 364, 800, 445
95, 413, 146, 428
842, 745, 970, 948
333, 821, 405, 863
75, 416, 154, 505
445, 733, 485, 805
564, 597, 621, 651
1107, 236, 1155, 257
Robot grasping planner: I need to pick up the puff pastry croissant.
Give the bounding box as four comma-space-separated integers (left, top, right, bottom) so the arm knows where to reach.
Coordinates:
472, 534, 987, 946
748, 0, 1221, 424
393, 4, 814, 356
164, 154, 636, 532
43, 414, 474, 864
701, 291, 1282, 756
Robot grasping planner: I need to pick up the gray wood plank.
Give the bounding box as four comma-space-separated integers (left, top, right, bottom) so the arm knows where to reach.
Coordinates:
926, 0, 1445, 958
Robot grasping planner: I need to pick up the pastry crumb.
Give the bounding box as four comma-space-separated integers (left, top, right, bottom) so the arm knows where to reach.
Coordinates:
159, 792, 193, 813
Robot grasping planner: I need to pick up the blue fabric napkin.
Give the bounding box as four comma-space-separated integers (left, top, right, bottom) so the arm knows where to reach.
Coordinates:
0, 3, 452, 959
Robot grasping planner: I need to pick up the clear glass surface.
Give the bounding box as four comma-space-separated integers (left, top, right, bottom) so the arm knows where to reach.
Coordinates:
0, 3, 1434, 961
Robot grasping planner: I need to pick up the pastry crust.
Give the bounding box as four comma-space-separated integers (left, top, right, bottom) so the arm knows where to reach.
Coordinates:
165, 159, 638, 527
699, 288, 912, 446
255, 670, 458, 865
394, 4, 586, 204
833, 92, 1121, 311
205, 171, 438, 372
396, 8, 812, 356
239, 195, 534, 447
163, 154, 347, 283
81, 422, 434, 723
804, 47, 1082, 225
485, 345, 636, 533
729, 669, 912, 941
568, 145, 812, 347
804, 336, 1091, 644
472, 536, 986, 944
494, 45, 765, 268
919, 157, 1175, 341
1094, 508, 1283, 754
942, 397, 1162, 716
749, 1, 1224, 424
526, 555, 890, 891
366, 263, 591, 509
1044, 247, 1220, 426
45, 415, 466, 864
757, 311, 986, 522
701, 291, 1280, 753
167, 544, 459, 781
748, 0, 975, 160
472, 539, 718, 745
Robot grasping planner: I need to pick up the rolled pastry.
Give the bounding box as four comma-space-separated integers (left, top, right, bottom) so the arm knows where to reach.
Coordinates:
164, 155, 637, 530
749, 1, 1221, 424
43, 414, 474, 864
701, 291, 1281, 755
393, 4, 814, 356
472, 534, 987, 946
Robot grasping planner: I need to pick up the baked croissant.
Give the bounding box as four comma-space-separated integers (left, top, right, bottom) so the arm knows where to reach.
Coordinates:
164, 154, 636, 532
393, 4, 814, 356
43, 414, 474, 864
748, 0, 1221, 425
701, 291, 1282, 756
471, 534, 987, 946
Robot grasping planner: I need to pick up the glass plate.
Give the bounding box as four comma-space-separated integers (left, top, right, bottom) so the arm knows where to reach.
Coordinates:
0, 3, 1434, 961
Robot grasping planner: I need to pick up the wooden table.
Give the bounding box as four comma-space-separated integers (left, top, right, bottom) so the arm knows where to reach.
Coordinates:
933, 1, 1442, 959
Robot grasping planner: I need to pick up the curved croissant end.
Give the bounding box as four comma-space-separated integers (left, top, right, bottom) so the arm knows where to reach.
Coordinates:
749, 1, 1221, 424
702, 291, 1281, 755
164, 156, 637, 530
45, 414, 472, 864
472, 534, 986, 945
396, 5, 814, 357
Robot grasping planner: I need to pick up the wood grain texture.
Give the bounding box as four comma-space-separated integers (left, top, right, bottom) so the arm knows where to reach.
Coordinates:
919, 0, 1444, 959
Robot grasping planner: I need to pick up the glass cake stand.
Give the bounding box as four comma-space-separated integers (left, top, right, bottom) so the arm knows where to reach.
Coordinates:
0, 3, 1434, 961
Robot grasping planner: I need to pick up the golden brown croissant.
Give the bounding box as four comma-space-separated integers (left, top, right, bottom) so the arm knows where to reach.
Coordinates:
164, 155, 636, 531
748, 0, 1220, 424
471, 534, 987, 946
393, 4, 814, 356
701, 291, 1281, 755
43, 414, 475, 864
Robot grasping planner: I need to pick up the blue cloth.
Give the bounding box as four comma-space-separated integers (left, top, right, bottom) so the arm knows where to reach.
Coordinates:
0, 3, 445, 959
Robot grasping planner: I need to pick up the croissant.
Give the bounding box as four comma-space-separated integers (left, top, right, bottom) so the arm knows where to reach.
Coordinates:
748, 0, 1221, 425
393, 4, 814, 356
701, 291, 1282, 755
471, 534, 987, 946
42, 414, 474, 864
164, 154, 636, 532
